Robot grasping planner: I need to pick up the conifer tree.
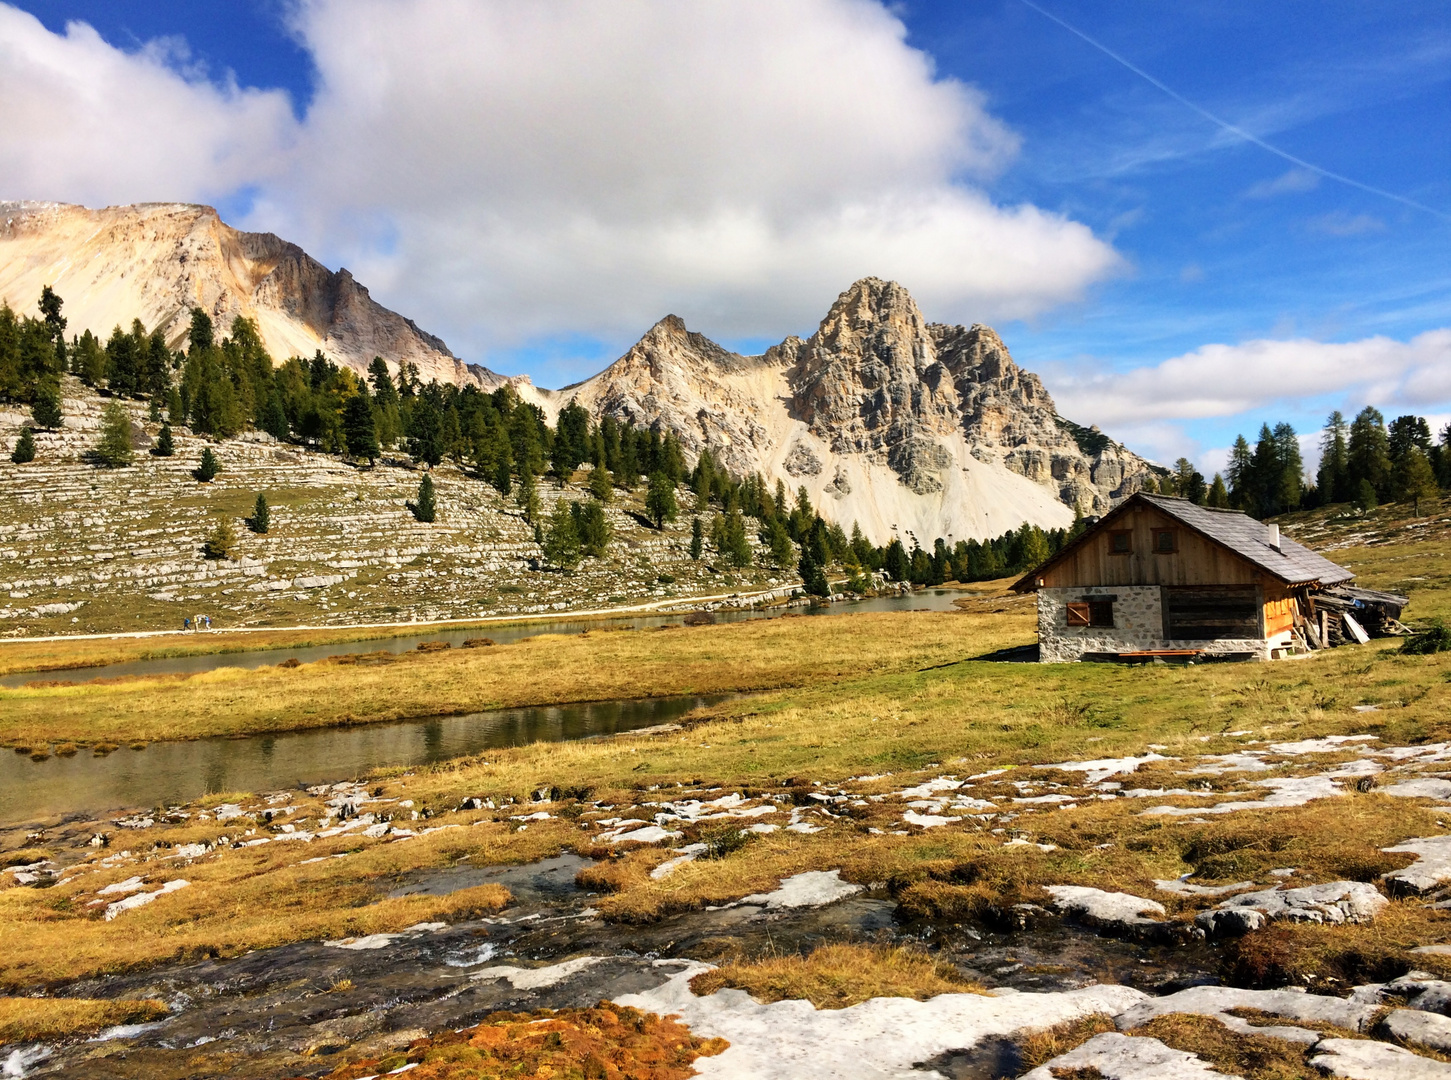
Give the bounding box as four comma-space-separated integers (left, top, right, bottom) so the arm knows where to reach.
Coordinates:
689, 516, 704, 560
1394, 447, 1438, 515
412, 473, 437, 523
343, 391, 380, 464
572, 498, 612, 557
542, 499, 582, 569
516, 467, 540, 524
154, 422, 174, 457
1207, 473, 1230, 508
202, 518, 236, 560
194, 446, 220, 482
588, 464, 613, 502
1318, 412, 1350, 503
645, 470, 677, 529
95, 399, 135, 467
1353, 478, 1378, 515
10, 427, 35, 464
31, 380, 61, 429
766, 515, 794, 567
248, 494, 270, 534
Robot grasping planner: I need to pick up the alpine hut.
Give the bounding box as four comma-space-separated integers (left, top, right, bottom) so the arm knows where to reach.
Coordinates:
1010, 493, 1394, 662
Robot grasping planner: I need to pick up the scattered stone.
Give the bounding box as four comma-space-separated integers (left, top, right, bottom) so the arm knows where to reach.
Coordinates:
103, 879, 190, 921
1195, 881, 1387, 937
1311, 1037, 1451, 1078
739, 870, 863, 910
1019, 1032, 1236, 1079
1381, 780, 1451, 801
1383, 836, 1451, 895
1383, 1009, 1451, 1052
1114, 984, 1377, 1040
1046, 753, 1172, 783
1044, 885, 1179, 941
1153, 878, 1256, 897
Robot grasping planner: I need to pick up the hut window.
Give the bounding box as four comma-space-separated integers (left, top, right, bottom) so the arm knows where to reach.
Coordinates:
1109, 530, 1132, 554
1154, 529, 1177, 554
1068, 601, 1114, 627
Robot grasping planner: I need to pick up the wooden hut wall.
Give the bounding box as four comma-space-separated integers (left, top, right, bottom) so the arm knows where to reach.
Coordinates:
1039, 505, 1264, 589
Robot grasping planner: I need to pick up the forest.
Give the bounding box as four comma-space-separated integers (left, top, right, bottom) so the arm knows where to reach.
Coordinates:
4, 288, 1442, 591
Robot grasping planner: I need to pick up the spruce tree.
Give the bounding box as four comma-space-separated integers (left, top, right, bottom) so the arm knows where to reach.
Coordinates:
412, 473, 437, 523
689, 516, 704, 560
542, 499, 581, 570
516, 467, 539, 524
31, 380, 62, 429
154, 423, 174, 457
249, 494, 270, 534
1207, 473, 1230, 508
95, 400, 134, 467
1353, 478, 1378, 515
1394, 447, 1438, 515
588, 465, 613, 502
343, 391, 380, 463
194, 447, 220, 482
766, 515, 794, 567
11, 427, 35, 464
645, 470, 677, 529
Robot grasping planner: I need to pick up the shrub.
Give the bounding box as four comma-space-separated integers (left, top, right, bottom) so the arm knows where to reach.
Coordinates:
1402, 619, 1451, 655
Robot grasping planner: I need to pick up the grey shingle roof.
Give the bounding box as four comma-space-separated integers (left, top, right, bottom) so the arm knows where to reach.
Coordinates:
1133, 494, 1354, 586
1012, 492, 1355, 591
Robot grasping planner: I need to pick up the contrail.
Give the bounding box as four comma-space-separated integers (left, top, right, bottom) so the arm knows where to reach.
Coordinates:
1019, 0, 1451, 222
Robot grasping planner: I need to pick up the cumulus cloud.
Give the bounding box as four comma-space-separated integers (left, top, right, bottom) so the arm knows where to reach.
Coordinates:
0, 0, 1122, 368
0, 6, 295, 206
1051, 329, 1451, 428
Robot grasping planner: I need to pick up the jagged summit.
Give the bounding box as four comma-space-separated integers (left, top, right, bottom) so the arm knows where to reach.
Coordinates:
566, 276, 1154, 542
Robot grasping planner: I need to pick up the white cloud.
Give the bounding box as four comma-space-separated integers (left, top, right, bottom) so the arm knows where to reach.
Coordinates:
1051, 329, 1451, 428
0, 6, 295, 206
0, 0, 1122, 367
1307, 211, 1386, 237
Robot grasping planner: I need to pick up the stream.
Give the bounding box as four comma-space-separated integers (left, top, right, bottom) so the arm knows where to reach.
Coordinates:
0, 694, 726, 827
0, 589, 966, 688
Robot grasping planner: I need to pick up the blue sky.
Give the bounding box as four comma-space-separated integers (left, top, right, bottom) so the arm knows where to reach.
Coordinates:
3, 0, 1448, 475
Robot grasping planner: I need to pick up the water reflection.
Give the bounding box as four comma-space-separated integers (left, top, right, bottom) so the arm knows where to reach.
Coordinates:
0, 694, 724, 827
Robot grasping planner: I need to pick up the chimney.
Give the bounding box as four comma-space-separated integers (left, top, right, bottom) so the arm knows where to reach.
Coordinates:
1267, 524, 1281, 552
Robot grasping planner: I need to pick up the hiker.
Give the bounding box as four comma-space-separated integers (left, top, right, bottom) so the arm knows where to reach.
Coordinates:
183, 617, 192, 631
205, 614, 212, 630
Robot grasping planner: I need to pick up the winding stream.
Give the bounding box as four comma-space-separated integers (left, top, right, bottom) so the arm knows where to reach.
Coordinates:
0, 694, 726, 826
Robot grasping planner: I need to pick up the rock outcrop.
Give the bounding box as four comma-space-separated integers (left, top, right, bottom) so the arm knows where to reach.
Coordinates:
0, 200, 511, 389
569, 277, 1154, 542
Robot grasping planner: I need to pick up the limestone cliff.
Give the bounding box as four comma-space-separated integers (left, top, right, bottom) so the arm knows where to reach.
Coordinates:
0, 201, 510, 388
568, 278, 1154, 543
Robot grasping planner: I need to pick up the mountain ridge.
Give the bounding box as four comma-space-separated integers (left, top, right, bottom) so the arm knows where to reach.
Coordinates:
1, 201, 1152, 542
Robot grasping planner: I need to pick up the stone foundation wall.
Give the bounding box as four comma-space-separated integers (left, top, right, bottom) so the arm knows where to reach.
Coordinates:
1037, 585, 1274, 662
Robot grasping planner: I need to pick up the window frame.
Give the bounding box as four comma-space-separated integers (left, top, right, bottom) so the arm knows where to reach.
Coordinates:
1088, 600, 1115, 627
1108, 529, 1133, 555
1153, 528, 1178, 554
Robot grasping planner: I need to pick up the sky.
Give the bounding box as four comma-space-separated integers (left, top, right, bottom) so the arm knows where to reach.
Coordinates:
1, 0, 1448, 477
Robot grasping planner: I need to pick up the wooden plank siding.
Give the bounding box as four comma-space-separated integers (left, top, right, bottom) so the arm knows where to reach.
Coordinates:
1036, 505, 1263, 589
1263, 582, 1297, 639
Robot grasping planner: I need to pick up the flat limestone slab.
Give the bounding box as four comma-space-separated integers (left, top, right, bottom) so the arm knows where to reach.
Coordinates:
1384, 836, 1451, 895
1019, 1032, 1240, 1079
1312, 1038, 1451, 1078
1113, 984, 1377, 1041
1384, 1009, 1451, 1052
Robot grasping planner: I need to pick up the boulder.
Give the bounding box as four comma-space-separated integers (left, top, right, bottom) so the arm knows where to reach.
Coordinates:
1195, 881, 1387, 937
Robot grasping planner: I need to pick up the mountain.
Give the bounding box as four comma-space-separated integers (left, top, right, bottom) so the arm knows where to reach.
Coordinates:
566, 278, 1152, 543
1, 202, 1152, 542
0, 200, 512, 389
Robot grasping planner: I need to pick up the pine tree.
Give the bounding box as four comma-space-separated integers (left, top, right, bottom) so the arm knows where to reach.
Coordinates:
766, 515, 794, 567
412, 473, 437, 523
588, 465, 613, 502
542, 499, 582, 570
202, 518, 236, 560
1225, 435, 1252, 506
883, 538, 909, 582
154, 422, 174, 457
31, 380, 62, 429
1020, 526, 1051, 570
1318, 411, 1350, 503
1353, 478, 1378, 516
798, 544, 830, 596
194, 447, 220, 482
516, 467, 540, 525
1207, 473, 1230, 508
1348, 407, 1392, 500
10, 427, 35, 464
248, 493, 270, 534
645, 471, 677, 529
94, 399, 134, 467
1393, 447, 1439, 515
343, 391, 380, 463
572, 499, 612, 557
689, 516, 704, 560
723, 508, 752, 568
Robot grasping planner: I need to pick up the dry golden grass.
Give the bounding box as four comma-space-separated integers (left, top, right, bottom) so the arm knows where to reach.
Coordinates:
0, 610, 1016, 745
0, 996, 168, 1045
303, 1004, 728, 1080
1016, 1013, 1119, 1068
688, 943, 984, 1009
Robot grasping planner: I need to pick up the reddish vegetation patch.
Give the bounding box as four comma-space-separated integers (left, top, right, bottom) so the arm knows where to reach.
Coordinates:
306, 1003, 727, 1080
